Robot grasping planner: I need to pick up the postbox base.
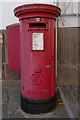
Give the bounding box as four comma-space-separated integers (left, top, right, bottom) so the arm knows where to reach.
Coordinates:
21, 94, 56, 114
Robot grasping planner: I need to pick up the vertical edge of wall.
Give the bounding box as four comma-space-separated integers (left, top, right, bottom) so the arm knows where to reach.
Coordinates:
78, 1, 80, 118
0, 30, 2, 119
2, 30, 7, 79
0, 31, 3, 80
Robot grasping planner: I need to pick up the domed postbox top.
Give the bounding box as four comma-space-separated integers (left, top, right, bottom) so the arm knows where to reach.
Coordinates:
6, 23, 20, 29
14, 4, 61, 20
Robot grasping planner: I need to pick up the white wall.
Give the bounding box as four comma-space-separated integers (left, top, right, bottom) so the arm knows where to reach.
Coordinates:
58, 1, 79, 27
58, 16, 79, 27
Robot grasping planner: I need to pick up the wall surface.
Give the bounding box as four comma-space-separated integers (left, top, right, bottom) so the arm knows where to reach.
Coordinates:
57, 2, 80, 117
57, 27, 80, 118
58, 1, 79, 27
0, 32, 2, 80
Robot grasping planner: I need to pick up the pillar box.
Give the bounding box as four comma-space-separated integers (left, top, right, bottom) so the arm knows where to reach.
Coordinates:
6, 23, 20, 70
14, 4, 61, 114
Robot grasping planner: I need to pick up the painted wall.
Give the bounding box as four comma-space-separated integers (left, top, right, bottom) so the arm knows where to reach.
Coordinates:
0, 33, 2, 80
58, 1, 79, 27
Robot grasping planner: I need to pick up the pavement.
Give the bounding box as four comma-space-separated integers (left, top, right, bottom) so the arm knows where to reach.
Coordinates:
2, 80, 69, 118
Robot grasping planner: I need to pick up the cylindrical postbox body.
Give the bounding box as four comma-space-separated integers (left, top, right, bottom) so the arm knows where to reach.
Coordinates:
14, 4, 61, 113
6, 23, 20, 70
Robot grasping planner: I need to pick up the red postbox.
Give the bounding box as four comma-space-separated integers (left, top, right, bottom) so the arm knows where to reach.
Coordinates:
6, 23, 20, 70
14, 4, 61, 113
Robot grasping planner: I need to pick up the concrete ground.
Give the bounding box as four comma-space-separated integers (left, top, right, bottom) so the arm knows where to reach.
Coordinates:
2, 80, 69, 118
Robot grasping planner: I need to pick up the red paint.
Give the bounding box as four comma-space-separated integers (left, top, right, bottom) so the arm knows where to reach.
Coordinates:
6, 23, 20, 70
14, 4, 61, 99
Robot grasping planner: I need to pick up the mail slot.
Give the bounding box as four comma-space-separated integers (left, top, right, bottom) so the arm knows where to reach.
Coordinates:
29, 23, 46, 28
14, 4, 61, 114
